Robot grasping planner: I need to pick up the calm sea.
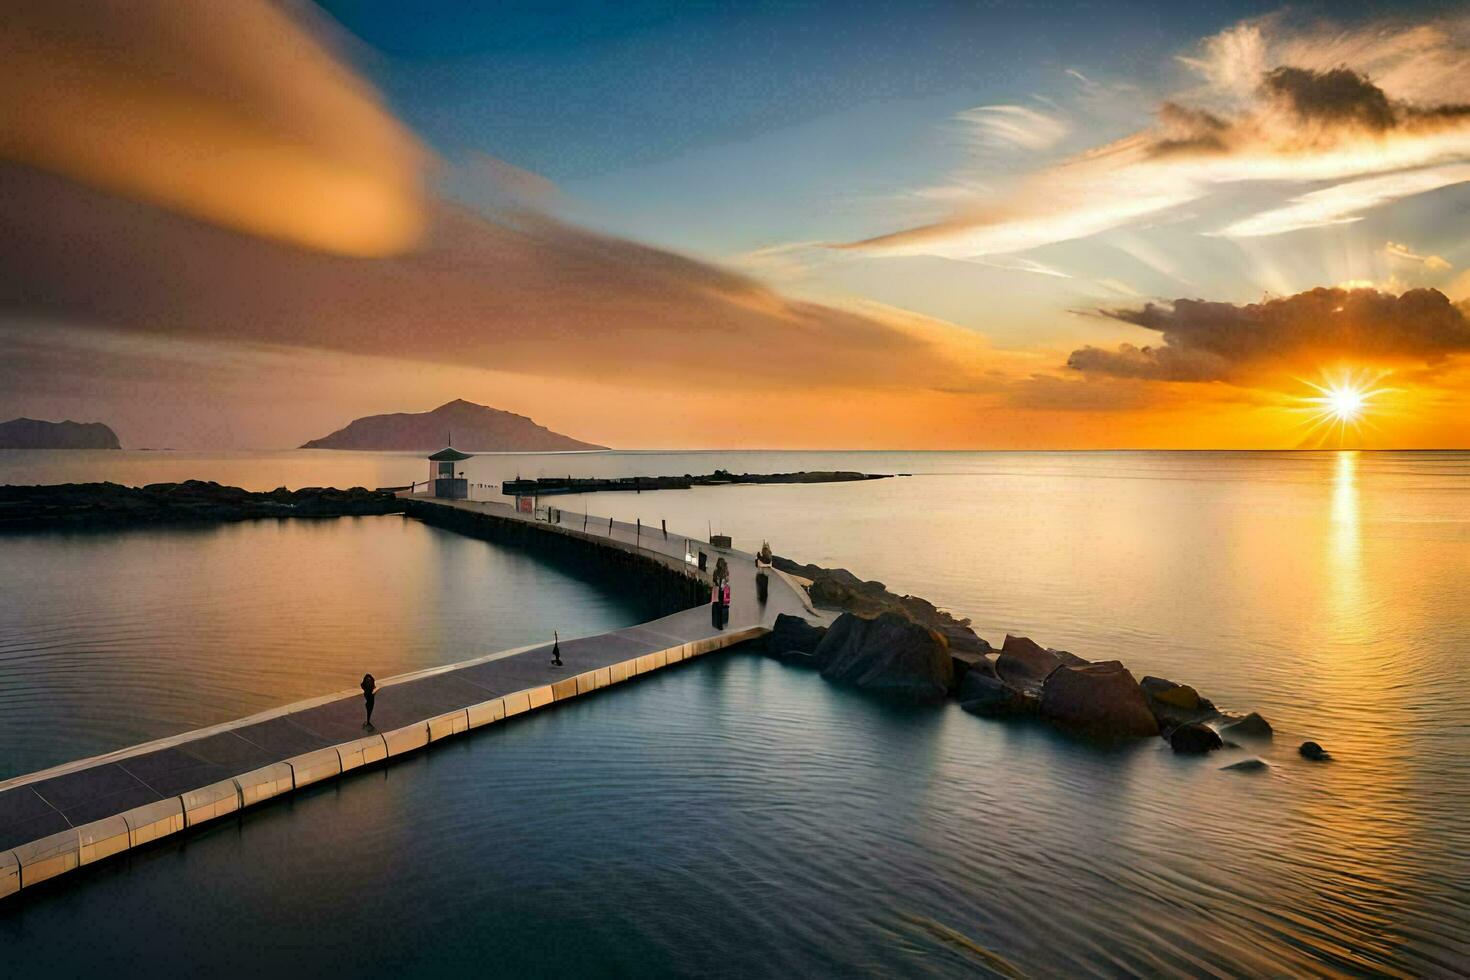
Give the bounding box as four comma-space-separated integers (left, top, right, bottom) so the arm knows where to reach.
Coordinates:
1, 449, 1466, 977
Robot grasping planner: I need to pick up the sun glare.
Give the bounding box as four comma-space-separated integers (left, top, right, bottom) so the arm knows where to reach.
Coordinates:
1324, 384, 1366, 423
1293, 369, 1391, 447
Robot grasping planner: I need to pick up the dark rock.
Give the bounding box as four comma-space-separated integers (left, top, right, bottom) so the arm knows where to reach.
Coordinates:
1169, 723, 1223, 754
1140, 675, 1219, 729
1220, 712, 1273, 738
959, 670, 1031, 717
995, 634, 1063, 691
1299, 741, 1331, 761
0, 482, 404, 530
814, 611, 953, 703
1050, 648, 1089, 667
765, 613, 827, 664
1220, 758, 1268, 772
1040, 660, 1159, 737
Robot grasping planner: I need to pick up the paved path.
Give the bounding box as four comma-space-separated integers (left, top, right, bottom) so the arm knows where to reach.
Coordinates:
0, 496, 815, 899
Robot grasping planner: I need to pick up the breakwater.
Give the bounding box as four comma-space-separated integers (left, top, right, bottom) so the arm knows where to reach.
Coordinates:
0, 481, 403, 530
502, 469, 892, 496
0, 494, 810, 901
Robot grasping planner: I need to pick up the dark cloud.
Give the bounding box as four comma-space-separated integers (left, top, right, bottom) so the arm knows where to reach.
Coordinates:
1147, 66, 1470, 163
1069, 287, 1470, 382
0, 164, 975, 394
1262, 66, 1396, 131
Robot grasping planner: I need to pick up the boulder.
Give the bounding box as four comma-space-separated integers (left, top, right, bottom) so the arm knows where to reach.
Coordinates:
1220, 712, 1273, 739
1299, 741, 1331, 761
765, 614, 827, 666
995, 635, 1063, 690
814, 611, 953, 703
958, 670, 1031, 717
1168, 722, 1223, 754
1220, 758, 1268, 772
1140, 675, 1218, 729
1039, 660, 1159, 737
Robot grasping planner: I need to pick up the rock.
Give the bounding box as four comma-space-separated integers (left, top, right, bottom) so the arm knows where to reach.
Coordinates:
1168, 722, 1223, 754
1220, 758, 1268, 772
814, 611, 953, 703
1299, 741, 1331, 761
1039, 660, 1159, 737
765, 614, 827, 664
958, 670, 1031, 717
995, 634, 1063, 690
1153, 684, 1201, 711
1140, 675, 1219, 729
1220, 712, 1273, 738
1050, 648, 1089, 667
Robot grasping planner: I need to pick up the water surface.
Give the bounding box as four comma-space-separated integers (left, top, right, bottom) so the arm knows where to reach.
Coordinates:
1, 450, 1467, 976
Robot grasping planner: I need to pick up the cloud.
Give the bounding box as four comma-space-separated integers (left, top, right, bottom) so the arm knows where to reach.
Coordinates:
0, 0, 997, 405
0, 0, 426, 256
0, 163, 988, 395
956, 105, 1069, 151
1069, 286, 1470, 382
1215, 165, 1470, 237
1383, 240, 1453, 272
841, 14, 1470, 259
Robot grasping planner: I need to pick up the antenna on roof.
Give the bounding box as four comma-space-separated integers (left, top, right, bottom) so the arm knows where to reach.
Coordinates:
447, 429, 452, 448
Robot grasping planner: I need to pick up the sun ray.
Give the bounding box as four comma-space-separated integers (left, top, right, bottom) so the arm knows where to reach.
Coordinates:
1288, 368, 1394, 448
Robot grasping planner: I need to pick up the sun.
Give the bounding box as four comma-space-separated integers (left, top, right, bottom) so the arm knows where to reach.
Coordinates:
1322, 384, 1366, 423
1292, 369, 1391, 447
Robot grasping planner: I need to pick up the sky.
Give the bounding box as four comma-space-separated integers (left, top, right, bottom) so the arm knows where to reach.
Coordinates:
2, 0, 1469, 449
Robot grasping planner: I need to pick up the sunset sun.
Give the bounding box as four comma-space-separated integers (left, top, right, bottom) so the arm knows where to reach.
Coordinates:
1324, 384, 1367, 422
1294, 370, 1393, 446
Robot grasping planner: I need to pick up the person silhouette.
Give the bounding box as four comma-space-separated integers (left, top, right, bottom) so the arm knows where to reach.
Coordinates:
551, 630, 563, 667
361, 673, 376, 729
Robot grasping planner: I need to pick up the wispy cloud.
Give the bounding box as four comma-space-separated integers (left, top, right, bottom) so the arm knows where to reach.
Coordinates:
1216, 165, 1470, 238
956, 105, 1069, 151
1383, 239, 1453, 272
841, 14, 1470, 260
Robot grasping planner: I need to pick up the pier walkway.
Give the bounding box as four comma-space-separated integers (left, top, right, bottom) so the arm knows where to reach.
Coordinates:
0, 496, 815, 899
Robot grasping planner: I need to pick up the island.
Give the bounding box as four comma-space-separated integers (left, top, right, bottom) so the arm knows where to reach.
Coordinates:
301, 399, 606, 452
0, 417, 120, 450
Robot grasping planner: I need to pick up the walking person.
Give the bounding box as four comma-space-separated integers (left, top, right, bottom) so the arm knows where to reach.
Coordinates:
720, 579, 732, 629
711, 581, 723, 630
361, 673, 377, 729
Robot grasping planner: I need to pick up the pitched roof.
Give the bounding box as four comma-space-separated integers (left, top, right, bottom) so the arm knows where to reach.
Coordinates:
427, 446, 472, 461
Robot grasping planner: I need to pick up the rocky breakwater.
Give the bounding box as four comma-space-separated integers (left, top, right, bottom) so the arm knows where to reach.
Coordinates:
763, 557, 1328, 761
0, 480, 405, 530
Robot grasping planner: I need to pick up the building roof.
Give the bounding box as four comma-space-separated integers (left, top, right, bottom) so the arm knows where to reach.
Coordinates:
427, 446, 473, 461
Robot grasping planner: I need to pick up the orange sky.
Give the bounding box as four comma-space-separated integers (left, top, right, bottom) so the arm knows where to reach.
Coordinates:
1, 0, 1468, 449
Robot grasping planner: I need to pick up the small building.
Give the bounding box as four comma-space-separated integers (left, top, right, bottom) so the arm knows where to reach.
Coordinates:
427, 446, 472, 499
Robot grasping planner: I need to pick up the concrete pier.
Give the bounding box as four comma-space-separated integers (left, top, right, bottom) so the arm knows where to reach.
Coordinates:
0, 496, 815, 900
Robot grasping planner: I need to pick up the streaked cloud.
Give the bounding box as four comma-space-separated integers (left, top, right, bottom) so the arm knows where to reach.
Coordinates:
842, 14, 1470, 260
1216, 165, 1470, 238
1383, 240, 1453, 272
957, 105, 1069, 151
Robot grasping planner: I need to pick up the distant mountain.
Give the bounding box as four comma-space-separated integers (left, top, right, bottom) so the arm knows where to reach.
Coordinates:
301, 399, 606, 452
0, 417, 121, 449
